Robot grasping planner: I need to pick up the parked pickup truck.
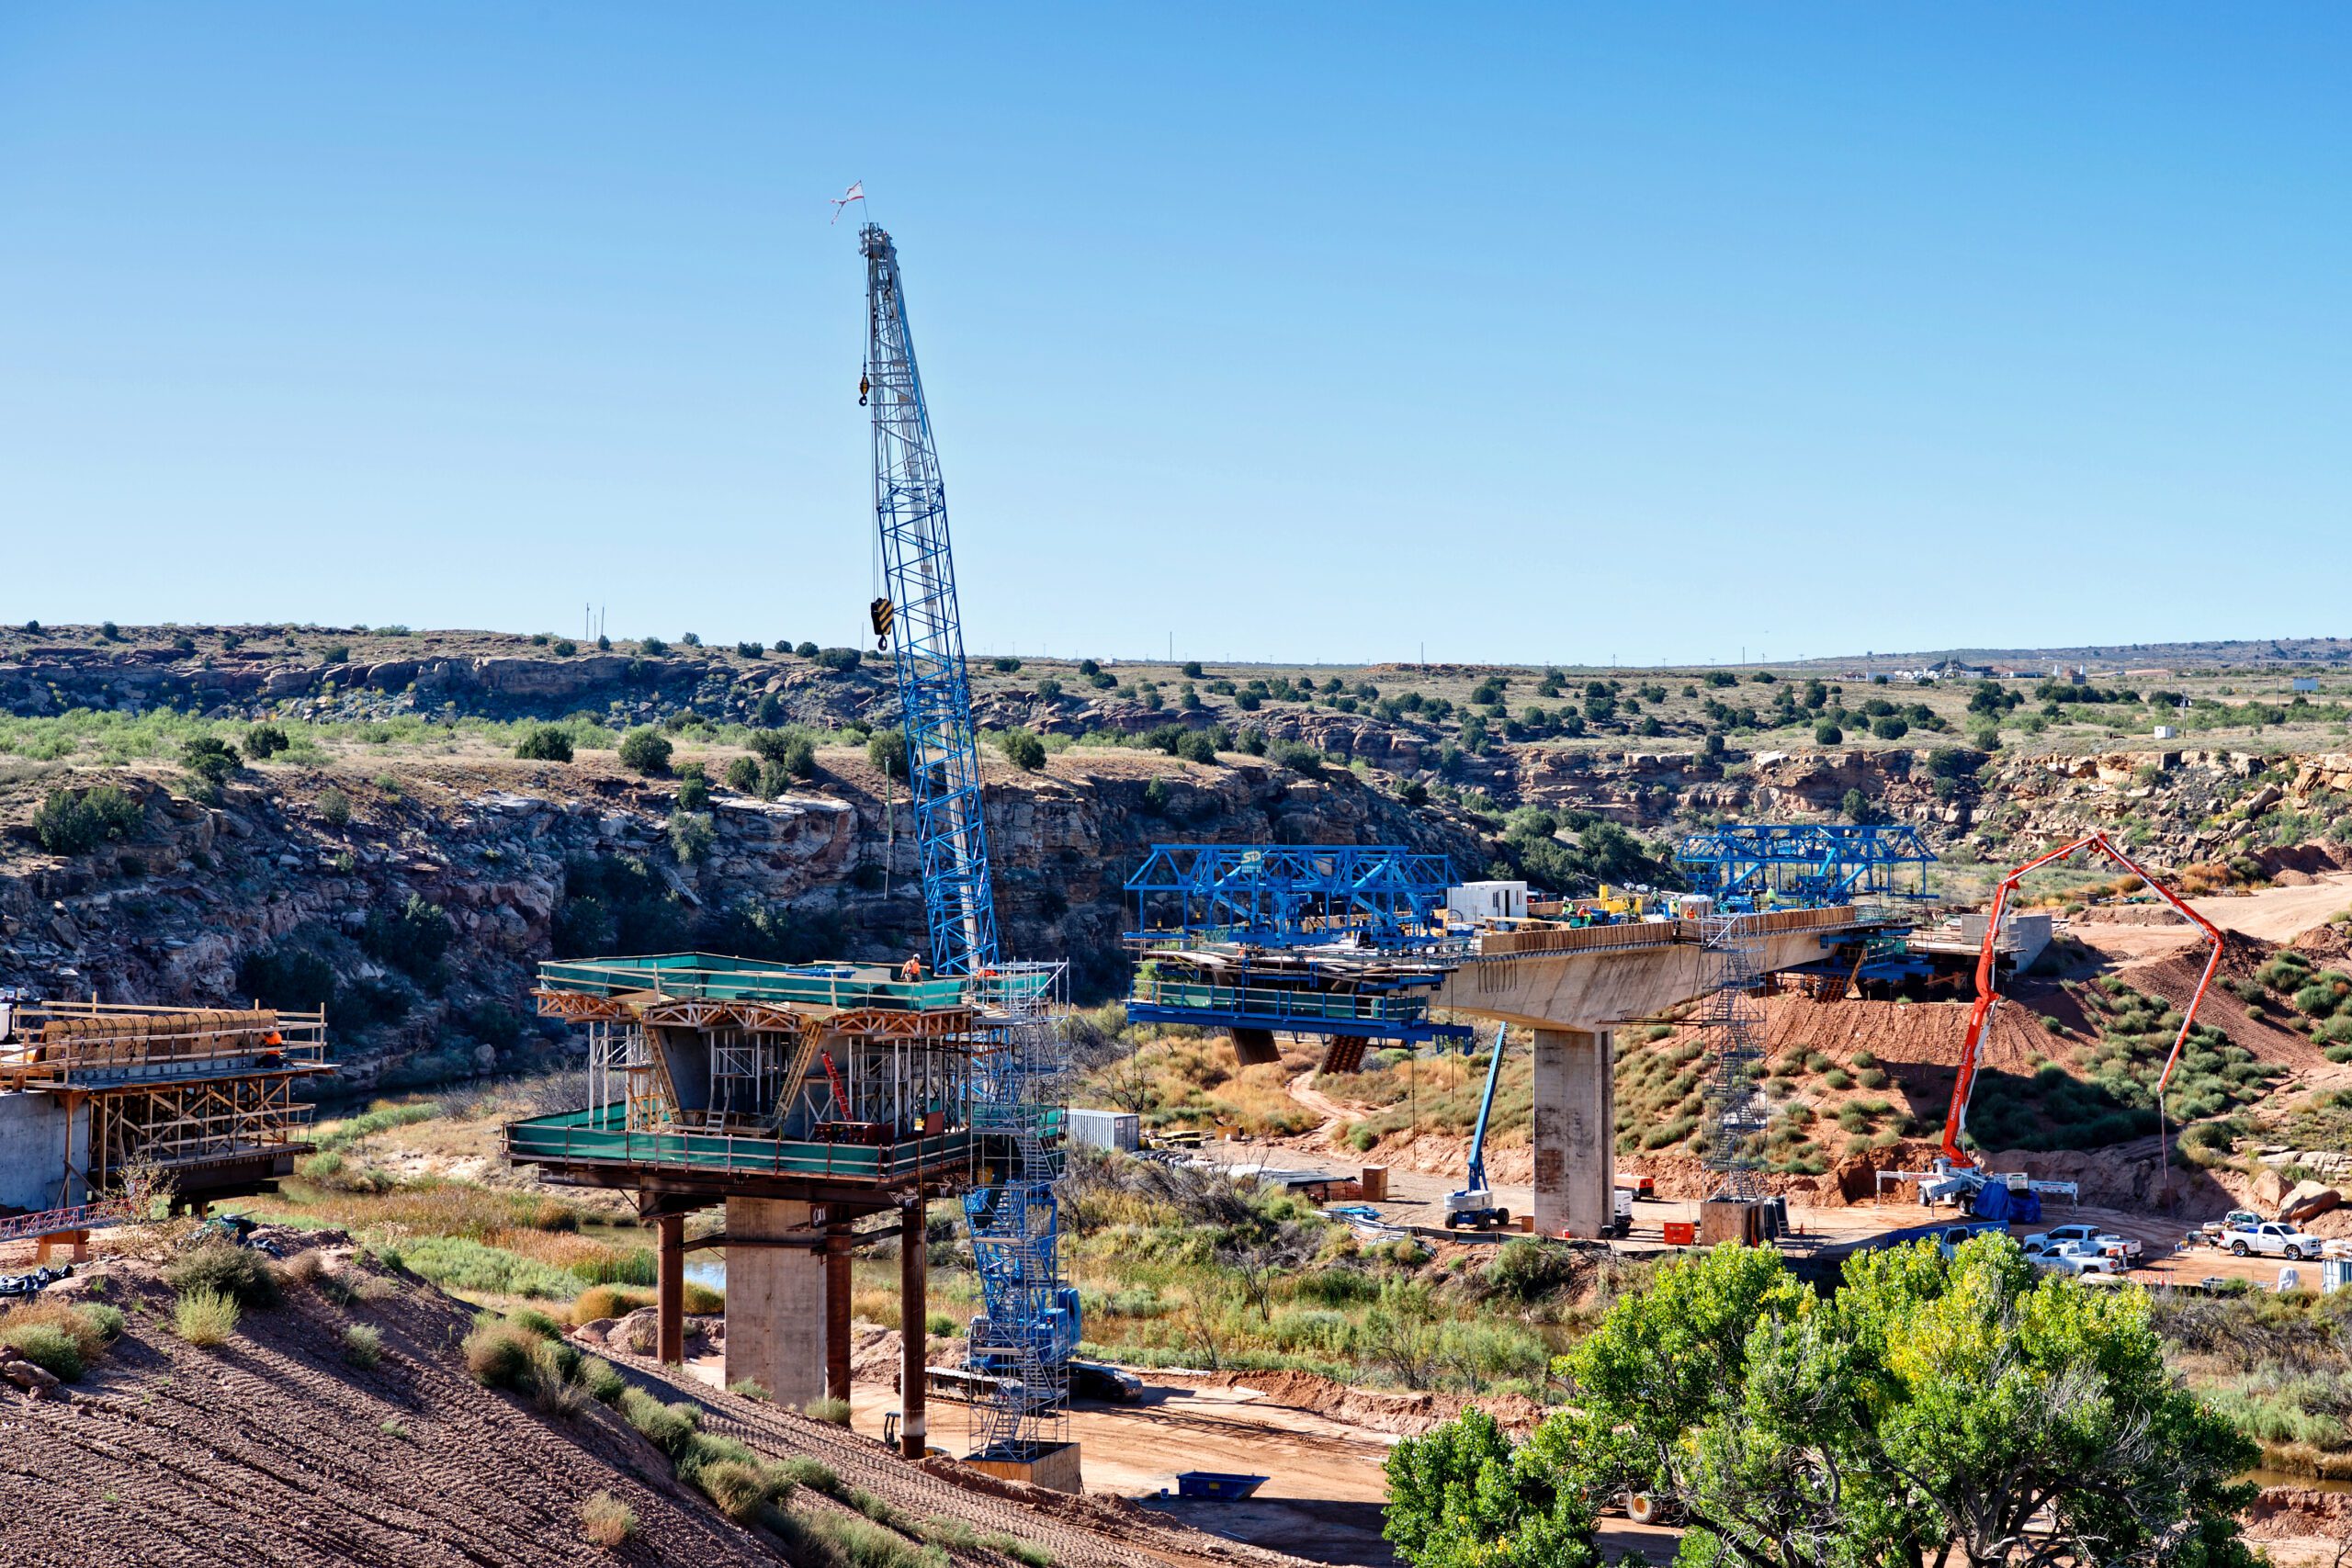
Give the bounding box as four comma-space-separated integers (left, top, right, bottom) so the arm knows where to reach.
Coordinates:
2197, 1210, 2265, 1245
2021, 1224, 2142, 1264
2218, 1221, 2325, 1261
2033, 1240, 2125, 1277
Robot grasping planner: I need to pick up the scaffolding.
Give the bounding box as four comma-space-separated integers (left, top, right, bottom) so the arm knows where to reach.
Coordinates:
1691, 914, 1770, 1201
0, 1000, 331, 1207
961, 964, 1073, 1461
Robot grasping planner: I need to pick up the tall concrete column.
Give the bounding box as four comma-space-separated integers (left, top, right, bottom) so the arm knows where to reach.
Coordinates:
655, 1213, 685, 1365
723, 1197, 827, 1408
899, 1199, 927, 1460
824, 1225, 853, 1404
1532, 1027, 1615, 1239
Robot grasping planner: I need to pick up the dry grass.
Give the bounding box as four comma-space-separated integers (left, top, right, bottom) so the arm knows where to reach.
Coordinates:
576, 1490, 638, 1548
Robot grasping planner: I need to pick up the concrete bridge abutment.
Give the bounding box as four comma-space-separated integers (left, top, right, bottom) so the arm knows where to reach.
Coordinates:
721, 1197, 831, 1409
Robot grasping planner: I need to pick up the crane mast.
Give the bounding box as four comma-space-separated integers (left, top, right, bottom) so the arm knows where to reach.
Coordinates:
858, 221, 1074, 1466
862, 222, 1000, 976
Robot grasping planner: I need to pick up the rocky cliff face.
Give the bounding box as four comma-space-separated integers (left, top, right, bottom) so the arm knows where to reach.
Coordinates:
0, 750, 1488, 1089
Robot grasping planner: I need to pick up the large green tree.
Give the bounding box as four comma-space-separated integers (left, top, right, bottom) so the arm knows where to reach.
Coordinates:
1384, 1238, 2260, 1568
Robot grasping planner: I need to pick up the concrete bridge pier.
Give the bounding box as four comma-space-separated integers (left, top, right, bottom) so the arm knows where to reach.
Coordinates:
722, 1197, 831, 1408
1532, 1027, 1615, 1239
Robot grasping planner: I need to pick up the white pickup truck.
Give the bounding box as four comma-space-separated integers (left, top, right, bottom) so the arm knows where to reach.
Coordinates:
2021, 1224, 2143, 1265
2218, 1221, 2325, 1261
2034, 1240, 2124, 1277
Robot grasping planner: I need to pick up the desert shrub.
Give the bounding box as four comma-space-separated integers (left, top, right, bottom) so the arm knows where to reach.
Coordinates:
164, 1242, 279, 1307
32, 785, 145, 855
1484, 1238, 1580, 1301
174, 1289, 240, 1347
725, 755, 760, 792
998, 728, 1047, 771
182, 735, 242, 786
675, 772, 710, 812
617, 1386, 701, 1455
573, 1284, 654, 1323
773, 1455, 840, 1495
315, 786, 353, 827
0, 1321, 83, 1380
728, 1378, 772, 1402
867, 728, 909, 780
1822, 1067, 1854, 1090
668, 810, 715, 863
243, 723, 289, 759
514, 725, 574, 762
617, 728, 673, 775
461, 1319, 540, 1390
806, 1395, 853, 1426
512, 1307, 565, 1341
684, 1280, 724, 1314
342, 1325, 383, 1369
577, 1491, 639, 1547
1856, 1067, 1889, 1089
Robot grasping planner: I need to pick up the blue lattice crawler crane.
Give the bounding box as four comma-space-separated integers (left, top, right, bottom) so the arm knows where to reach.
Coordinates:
861, 221, 1078, 1487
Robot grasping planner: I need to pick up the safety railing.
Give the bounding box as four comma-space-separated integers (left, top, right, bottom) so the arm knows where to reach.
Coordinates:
0, 1004, 329, 1089
1125, 976, 1433, 1027
1476, 903, 1860, 958
0, 1198, 135, 1245
503, 1105, 976, 1182
538, 954, 969, 1014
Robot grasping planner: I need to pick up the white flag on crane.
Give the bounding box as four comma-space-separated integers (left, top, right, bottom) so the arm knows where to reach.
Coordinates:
830, 181, 866, 223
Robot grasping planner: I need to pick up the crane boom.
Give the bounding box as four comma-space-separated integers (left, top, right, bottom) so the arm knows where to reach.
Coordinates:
862, 222, 999, 976
1941, 830, 2225, 1167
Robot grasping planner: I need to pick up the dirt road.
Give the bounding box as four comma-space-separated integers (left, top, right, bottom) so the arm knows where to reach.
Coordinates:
2073, 873, 2352, 960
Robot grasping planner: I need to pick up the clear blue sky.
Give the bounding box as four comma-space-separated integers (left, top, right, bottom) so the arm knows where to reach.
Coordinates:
2, 6, 2344, 667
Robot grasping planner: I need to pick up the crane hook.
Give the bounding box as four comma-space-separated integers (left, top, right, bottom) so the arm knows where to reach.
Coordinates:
858, 373, 870, 407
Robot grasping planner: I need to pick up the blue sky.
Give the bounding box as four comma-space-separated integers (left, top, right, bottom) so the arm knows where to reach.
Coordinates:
2, 6, 2344, 666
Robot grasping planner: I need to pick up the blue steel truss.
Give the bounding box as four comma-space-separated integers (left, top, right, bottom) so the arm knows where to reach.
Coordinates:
1125, 843, 1454, 950
864, 223, 999, 979
1125, 957, 1475, 1046
863, 225, 1067, 1461
1675, 823, 1938, 908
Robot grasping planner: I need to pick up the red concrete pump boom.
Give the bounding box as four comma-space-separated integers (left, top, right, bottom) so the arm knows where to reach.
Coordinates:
1940, 830, 2225, 1168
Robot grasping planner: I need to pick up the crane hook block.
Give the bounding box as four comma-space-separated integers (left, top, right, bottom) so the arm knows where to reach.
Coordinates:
869, 597, 895, 644
858, 373, 870, 407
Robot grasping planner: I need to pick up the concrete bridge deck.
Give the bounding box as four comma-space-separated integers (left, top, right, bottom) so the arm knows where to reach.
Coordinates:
1430, 903, 1889, 1240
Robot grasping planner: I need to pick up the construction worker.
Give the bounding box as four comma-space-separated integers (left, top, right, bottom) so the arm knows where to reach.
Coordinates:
900, 953, 927, 983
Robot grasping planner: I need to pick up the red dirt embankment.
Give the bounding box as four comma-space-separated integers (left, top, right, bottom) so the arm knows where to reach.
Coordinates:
0, 1232, 782, 1568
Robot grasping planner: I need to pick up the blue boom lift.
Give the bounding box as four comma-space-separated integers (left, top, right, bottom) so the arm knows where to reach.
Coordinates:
1444, 1025, 1513, 1230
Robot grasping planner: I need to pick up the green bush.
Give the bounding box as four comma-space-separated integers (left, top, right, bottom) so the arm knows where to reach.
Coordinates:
243, 723, 290, 759
725, 755, 760, 793
668, 810, 715, 863
806, 1395, 853, 1426
462, 1319, 540, 1391
164, 1242, 280, 1308
579, 1356, 627, 1404
174, 1289, 240, 1347
316, 786, 353, 827
182, 736, 243, 786
32, 785, 145, 855
342, 1324, 383, 1369
675, 773, 710, 812
617, 728, 673, 775
998, 728, 1047, 771
514, 725, 574, 762
0, 1322, 83, 1380
866, 728, 909, 780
